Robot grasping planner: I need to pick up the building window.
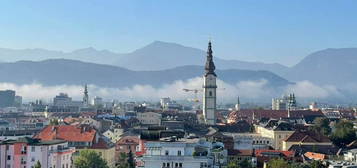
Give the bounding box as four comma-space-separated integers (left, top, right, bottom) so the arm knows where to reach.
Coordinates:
167, 163, 170, 167
175, 163, 178, 167
209, 91, 212, 96
165, 150, 169, 155
31, 146, 35, 152
178, 150, 182, 156
7, 155, 11, 160
162, 163, 166, 168
179, 163, 182, 168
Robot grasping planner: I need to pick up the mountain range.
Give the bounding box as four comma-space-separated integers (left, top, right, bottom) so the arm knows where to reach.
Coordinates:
0, 41, 289, 74
1, 41, 357, 101
0, 59, 289, 88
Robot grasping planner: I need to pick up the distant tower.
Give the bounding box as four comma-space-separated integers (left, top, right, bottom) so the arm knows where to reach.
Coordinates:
203, 41, 217, 125
83, 84, 89, 107
235, 96, 241, 111
287, 93, 297, 118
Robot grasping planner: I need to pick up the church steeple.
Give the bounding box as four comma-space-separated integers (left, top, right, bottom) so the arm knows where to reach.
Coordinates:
205, 41, 216, 76
83, 84, 89, 107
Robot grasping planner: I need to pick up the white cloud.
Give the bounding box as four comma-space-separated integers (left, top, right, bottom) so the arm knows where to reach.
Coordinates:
0, 79, 343, 103
285, 80, 342, 98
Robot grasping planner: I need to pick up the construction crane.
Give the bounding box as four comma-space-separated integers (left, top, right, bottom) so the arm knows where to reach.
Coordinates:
182, 89, 202, 102
182, 88, 226, 103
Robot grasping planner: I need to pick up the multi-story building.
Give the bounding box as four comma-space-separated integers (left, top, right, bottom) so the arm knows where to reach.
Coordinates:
255, 120, 295, 150
136, 112, 162, 126
223, 133, 273, 150
0, 137, 74, 168
138, 137, 226, 168
282, 130, 333, 151
0, 90, 15, 108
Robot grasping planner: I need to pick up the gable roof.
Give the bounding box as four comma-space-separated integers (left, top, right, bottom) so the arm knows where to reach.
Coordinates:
289, 144, 340, 156
284, 130, 331, 143
35, 125, 96, 142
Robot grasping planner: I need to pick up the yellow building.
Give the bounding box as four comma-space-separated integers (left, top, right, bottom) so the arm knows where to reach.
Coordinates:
282, 130, 332, 151
255, 120, 295, 150
73, 138, 117, 168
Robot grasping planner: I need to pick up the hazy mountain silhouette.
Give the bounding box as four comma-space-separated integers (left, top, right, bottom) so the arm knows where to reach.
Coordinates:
285, 48, 357, 87
0, 41, 288, 74
0, 59, 290, 88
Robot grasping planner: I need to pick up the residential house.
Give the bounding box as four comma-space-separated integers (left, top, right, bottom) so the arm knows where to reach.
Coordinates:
0, 137, 75, 168
35, 125, 98, 147
255, 119, 295, 150
282, 130, 332, 150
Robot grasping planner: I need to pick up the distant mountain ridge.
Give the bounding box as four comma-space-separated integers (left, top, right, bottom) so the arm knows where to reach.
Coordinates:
0, 41, 288, 74
0, 59, 290, 88
2, 42, 357, 91
284, 48, 357, 86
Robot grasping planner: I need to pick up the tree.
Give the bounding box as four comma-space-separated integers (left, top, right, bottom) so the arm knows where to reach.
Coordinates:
309, 160, 327, 168
49, 118, 59, 125
116, 151, 135, 168
331, 120, 356, 147
34, 160, 41, 168
312, 117, 331, 136
238, 159, 252, 168
227, 162, 239, 168
74, 150, 109, 168
266, 158, 289, 168
127, 150, 135, 168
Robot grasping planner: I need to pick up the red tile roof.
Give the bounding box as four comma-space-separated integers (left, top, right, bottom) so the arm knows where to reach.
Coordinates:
284, 130, 331, 143
91, 137, 113, 149
34, 125, 96, 142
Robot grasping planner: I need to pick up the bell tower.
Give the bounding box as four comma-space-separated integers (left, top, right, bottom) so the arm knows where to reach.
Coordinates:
203, 41, 217, 125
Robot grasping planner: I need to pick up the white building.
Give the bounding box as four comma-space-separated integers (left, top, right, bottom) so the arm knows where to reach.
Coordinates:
203, 41, 217, 125
223, 133, 273, 150
138, 137, 226, 168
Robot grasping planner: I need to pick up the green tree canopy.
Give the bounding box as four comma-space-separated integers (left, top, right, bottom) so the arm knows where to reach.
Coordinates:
74, 150, 109, 168
266, 158, 289, 168
312, 117, 331, 136
331, 120, 356, 147
34, 160, 41, 168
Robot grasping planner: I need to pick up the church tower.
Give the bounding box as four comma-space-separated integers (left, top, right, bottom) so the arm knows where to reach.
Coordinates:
203, 41, 217, 125
83, 84, 89, 107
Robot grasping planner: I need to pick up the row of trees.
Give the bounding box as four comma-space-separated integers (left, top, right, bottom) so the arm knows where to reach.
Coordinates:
266, 158, 326, 168
74, 150, 135, 168
227, 158, 327, 168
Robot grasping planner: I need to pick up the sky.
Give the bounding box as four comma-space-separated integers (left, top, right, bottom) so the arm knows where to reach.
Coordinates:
1, 0, 357, 66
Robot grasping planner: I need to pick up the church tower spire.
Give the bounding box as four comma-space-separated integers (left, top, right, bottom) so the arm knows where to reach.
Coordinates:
205, 41, 216, 76
203, 41, 217, 125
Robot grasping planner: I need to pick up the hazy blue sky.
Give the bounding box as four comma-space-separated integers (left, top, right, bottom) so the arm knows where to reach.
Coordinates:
1, 0, 357, 66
